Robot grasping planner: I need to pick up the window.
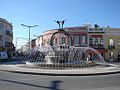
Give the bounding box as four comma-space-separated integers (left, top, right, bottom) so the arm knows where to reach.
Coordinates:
89, 36, 104, 46
100, 38, 103, 45
93, 37, 103, 45
74, 35, 79, 44
89, 36, 93, 45
61, 37, 66, 44
80, 35, 86, 44
109, 39, 114, 45
0, 23, 4, 29
94, 38, 99, 45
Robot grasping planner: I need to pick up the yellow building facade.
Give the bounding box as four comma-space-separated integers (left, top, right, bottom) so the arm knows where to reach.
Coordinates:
105, 28, 120, 61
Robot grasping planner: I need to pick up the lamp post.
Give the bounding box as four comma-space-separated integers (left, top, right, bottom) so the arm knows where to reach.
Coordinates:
55, 19, 67, 29
21, 24, 38, 50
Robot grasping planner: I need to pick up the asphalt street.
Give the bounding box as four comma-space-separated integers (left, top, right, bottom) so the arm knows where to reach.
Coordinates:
0, 57, 120, 90
0, 72, 120, 90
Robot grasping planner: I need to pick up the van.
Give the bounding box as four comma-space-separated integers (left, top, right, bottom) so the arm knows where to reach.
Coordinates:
0, 51, 8, 60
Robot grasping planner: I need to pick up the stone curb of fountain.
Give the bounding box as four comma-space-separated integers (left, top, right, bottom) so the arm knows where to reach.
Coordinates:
0, 64, 120, 76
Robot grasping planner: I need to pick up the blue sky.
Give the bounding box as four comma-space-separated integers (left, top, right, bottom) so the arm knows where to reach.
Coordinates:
0, 0, 120, 47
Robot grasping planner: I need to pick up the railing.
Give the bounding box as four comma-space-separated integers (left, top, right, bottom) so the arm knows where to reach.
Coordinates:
89, 44, 105, 49
73, 44, 88, 47
88, 28, 105, 32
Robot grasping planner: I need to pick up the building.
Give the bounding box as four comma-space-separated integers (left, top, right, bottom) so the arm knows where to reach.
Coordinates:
87, 24, 106, 58
35, 35, 43, 47
40, 25, 120, 62
42, 26, 88, 47
42, 29, 58, 47
104, 27, 120, 61
31, 39, 36, 48
21, 24, 120, 62
0, 18, 14, 56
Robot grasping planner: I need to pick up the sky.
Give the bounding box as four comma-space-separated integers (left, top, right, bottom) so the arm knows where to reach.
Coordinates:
0, 0, 120, 48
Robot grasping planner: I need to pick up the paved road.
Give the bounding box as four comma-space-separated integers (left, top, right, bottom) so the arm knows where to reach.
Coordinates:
0, 72, 120, 90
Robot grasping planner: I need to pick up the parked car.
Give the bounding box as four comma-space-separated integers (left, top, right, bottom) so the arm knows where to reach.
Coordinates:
0, 51, 8, 60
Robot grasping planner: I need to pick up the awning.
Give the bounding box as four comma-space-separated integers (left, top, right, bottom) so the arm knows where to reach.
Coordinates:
97, 49, 106, 53
91, 35, 103, 37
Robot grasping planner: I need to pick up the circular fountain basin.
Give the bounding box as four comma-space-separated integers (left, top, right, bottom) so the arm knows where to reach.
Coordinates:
23, 46, 106, 70
25, 61, 96, 69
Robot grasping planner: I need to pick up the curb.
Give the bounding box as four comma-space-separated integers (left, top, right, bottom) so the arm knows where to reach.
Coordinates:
1, 69, 120, 76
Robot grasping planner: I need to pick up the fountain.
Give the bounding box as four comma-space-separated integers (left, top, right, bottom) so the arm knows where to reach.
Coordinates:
23, 21, 107, 69
23, 45, 106, 69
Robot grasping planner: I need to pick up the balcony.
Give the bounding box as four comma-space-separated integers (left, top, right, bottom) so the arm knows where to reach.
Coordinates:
73, 44, 87, 47
88, 28, 105, 33
89, 44, 105, 49
79, 44, 88, 47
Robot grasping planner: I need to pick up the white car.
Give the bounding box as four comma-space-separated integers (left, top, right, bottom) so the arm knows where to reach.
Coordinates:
0, 51, 8, 60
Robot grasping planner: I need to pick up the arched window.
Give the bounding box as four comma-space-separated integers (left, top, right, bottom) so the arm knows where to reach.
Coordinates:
61, 37, 66, 44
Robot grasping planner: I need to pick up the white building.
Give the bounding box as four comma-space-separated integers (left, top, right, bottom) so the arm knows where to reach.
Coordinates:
0, 18, 13, 51
35, 35, 43, 47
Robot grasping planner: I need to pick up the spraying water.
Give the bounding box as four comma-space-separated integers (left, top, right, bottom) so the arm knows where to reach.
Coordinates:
23, 45, 106, 69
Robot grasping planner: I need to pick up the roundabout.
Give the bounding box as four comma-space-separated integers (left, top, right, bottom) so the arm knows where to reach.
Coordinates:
0, 62, 120, 76
1, 28, 120, 76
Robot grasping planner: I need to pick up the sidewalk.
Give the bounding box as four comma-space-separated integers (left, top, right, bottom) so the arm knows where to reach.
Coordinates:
0, 63, 120, 76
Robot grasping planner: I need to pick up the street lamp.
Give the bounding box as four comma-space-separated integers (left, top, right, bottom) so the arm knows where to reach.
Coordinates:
21, 24, 38, 50
55, 19, 67, 29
